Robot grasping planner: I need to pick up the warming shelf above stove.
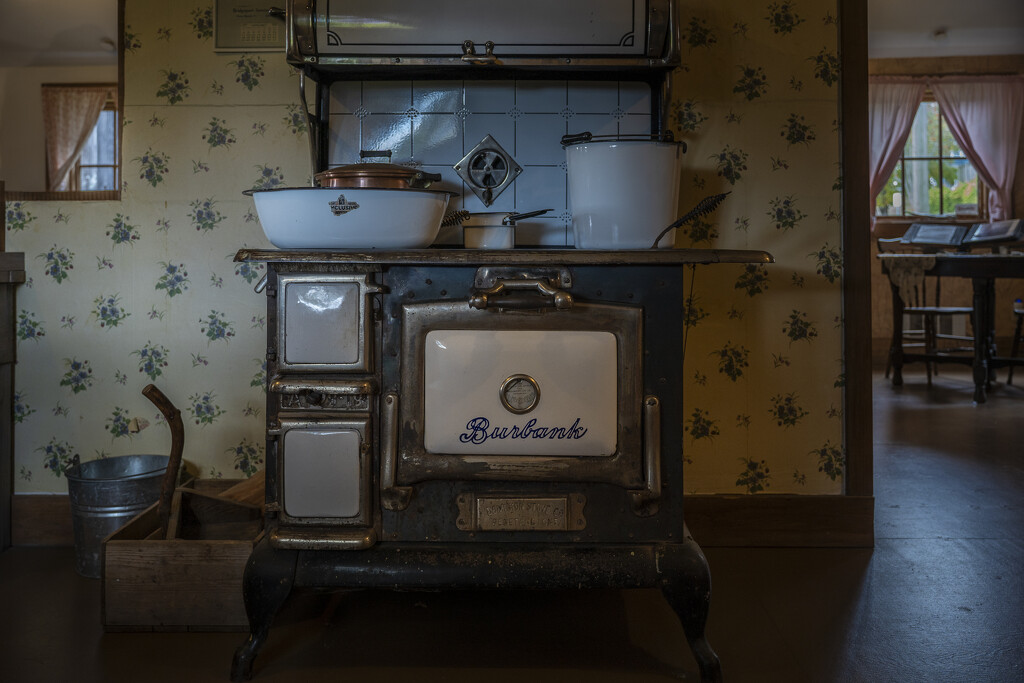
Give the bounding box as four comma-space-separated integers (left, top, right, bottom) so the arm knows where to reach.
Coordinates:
286, 0, 679, 71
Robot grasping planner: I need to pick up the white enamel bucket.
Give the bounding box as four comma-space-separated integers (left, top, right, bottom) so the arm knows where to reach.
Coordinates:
564, 134, 684, 249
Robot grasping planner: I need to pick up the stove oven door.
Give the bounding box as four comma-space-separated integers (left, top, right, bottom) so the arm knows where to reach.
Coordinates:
387, 297, 645, 492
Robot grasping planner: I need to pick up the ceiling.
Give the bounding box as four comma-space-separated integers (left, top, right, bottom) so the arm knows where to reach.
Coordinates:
867, 0, 1024, 59
0, 0, 1022, 67
0, 0, 118, 67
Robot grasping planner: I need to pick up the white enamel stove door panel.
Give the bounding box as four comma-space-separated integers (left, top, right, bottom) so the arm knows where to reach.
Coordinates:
283, 428, 362, 518
285, 282, 359, 365
278, 273, 378, 373
423, 330, 617, 456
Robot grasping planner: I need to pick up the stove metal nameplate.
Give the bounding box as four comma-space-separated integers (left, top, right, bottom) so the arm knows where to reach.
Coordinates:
457, 494, 587, 532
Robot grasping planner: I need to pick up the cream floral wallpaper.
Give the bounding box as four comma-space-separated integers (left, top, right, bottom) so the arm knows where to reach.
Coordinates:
7, 0, 843, 496
669, 1, 844, 494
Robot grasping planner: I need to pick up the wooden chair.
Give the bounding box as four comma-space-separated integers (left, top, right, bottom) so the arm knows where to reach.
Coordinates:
878, 237, 975, 385
1009, 299, 1023, 385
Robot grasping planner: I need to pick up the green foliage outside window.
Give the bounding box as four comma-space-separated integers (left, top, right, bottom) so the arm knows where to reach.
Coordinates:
876, 101, 980, 218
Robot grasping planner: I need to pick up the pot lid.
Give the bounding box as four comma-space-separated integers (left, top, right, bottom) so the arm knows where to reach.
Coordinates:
316, 162, 430, 182
315, 149, 442, 188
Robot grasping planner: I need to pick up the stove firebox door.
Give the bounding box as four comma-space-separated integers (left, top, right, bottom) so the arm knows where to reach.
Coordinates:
277, 418, 373, 527
276, 273, 380, 373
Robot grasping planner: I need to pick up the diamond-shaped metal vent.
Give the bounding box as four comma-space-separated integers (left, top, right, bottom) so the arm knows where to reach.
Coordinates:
454, 134, 522, 207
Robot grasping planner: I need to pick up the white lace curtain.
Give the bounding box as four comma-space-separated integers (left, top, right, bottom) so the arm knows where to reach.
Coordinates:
42, 85, 113, 191
868, 74, 1024, 223
868, 77, 925, 220
930, 76, 1024, 221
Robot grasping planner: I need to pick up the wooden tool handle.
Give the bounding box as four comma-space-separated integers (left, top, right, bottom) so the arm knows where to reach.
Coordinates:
142, 384, 185, 538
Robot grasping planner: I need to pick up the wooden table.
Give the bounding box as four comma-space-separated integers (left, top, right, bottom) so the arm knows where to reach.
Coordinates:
879, 252, 1024, 403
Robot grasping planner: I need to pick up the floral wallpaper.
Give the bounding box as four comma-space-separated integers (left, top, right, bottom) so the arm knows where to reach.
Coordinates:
6, 0, 296, 489
7, 0, 843, 496
670, 0, 844, 494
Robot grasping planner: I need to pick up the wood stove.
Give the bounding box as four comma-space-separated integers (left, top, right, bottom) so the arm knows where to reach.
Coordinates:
231, 4, 773, 680
230, 248, 771, 682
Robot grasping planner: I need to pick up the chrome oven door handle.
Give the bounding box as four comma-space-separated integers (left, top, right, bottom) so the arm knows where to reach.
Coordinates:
380, 393, 413, 510
469, 278, 574, 310
630, 395, 662, 516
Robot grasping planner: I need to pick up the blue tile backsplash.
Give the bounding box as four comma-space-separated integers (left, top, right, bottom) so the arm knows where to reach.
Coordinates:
327, 80, 651, 246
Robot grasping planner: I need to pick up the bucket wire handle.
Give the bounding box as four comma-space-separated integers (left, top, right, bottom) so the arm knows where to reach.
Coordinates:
649, 192, 731, 249
560, 131, 593, 147
142, 384, 185, 538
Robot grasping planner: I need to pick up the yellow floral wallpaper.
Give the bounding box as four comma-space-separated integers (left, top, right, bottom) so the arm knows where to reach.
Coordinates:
7, 0, 843, 496
669, 1, 844, 494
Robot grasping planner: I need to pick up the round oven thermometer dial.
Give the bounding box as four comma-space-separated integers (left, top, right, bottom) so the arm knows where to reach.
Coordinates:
500, 374, 540, 414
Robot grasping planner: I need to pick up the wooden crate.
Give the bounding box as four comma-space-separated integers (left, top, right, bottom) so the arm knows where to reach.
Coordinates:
102, 479, 261, 632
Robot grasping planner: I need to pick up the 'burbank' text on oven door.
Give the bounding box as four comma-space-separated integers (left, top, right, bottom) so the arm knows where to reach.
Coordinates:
458, 417, 589, 445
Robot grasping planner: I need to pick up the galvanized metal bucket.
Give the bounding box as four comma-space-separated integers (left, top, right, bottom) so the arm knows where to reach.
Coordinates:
66, 454, 169, 578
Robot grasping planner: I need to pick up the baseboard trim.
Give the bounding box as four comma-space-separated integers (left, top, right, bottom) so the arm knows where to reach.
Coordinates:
15, 492, 875, 549
685, 494, 875, 548
12, 494, 73, 546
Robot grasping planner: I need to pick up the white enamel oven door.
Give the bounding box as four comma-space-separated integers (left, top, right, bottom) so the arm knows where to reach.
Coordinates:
276, 417, 373, 527
275, 272, 380, 374
394, 300, 643, 488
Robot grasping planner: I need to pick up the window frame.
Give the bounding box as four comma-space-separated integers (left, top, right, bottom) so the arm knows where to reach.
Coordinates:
69, 97, 120, 193
4, 77, 122, 203
876, 92, 987, 222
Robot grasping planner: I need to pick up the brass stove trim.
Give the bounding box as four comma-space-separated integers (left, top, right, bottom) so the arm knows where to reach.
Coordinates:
380, 393, 413, 511
499, 374, 541, 414
269, 526, 377, 550
630, 395, 663, 516
456, 493, 587, 532
397, 298, 644, 488
271, 376, 378, 411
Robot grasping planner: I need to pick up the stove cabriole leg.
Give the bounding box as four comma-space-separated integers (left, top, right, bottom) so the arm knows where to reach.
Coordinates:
231, 536, 298, 682
660, 540, 722, 683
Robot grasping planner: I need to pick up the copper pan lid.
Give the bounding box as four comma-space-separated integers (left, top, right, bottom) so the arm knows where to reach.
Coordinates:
315, 151, 442, 189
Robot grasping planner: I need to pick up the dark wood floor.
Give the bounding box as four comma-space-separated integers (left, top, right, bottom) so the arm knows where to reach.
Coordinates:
1, 368, 1022, 683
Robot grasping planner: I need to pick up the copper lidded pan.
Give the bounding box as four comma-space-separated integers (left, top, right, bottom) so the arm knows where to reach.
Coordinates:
314, 150, 442, 190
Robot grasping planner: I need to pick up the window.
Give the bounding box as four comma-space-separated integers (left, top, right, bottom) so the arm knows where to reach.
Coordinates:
71, 100, 119, 192
875, 99, 984, 219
